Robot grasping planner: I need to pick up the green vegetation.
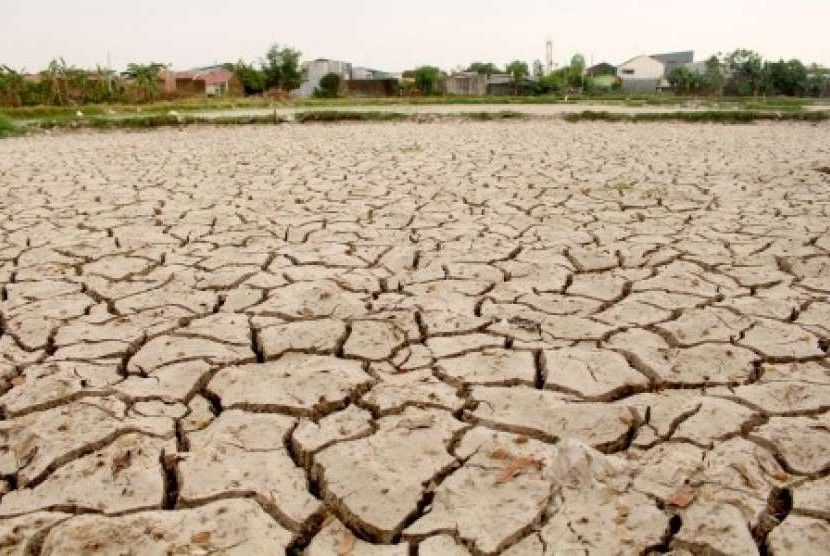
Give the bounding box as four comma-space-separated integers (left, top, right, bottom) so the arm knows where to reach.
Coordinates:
563, 110, 830, 124
506, 61, 530, 95
226, 44, 302, 95
460, 111, 525, 121
0, 113, 19, 137
413, 66, 441, 95
315, 73, 342, 98
467, 62, 502, 76
295, 110, 408, 123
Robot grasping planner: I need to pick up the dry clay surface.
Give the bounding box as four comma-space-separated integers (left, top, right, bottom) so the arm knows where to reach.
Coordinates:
1, 121, 830, 555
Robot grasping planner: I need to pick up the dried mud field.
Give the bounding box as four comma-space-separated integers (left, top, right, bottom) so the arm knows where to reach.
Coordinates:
1, 121, 830, 555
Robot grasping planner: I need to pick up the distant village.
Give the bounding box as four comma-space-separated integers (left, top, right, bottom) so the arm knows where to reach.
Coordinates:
1, 46, 828, 107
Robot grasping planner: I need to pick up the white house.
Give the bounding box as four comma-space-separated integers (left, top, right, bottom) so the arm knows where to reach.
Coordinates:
295, 59, 352, 98
616, 51, 694, 92
617, 55, 665, 80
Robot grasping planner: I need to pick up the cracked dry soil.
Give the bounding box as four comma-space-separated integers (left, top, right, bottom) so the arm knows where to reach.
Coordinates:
1, 120, 829, 555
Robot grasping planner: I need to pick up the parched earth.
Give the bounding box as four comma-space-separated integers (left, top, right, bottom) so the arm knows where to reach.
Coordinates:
1, 120, 829, 555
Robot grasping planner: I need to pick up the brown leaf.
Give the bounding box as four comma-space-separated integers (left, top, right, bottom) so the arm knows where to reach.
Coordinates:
665, 488, 696, 508
337, 532, 356, 556
488, 447, 512, 460
191, 531, 212, 546
10, 376, 25, 386
513, 435, 529, 444
495, 456, 544, 484
299, 307, 314, 317
110, 449, 132, 478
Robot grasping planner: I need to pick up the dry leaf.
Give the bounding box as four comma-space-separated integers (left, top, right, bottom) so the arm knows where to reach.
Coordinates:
299, 307, 314, 317
110, 449, 132, 478
488, 447, 512, 460
10, 376, 25, 386
495, 456, 544, 484
191, 531, 212, 546
337, 532, 356, 556
665, 488, 696, 508
513, 435, 529, 444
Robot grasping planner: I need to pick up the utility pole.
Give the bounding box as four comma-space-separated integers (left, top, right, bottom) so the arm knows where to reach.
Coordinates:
106, 51, 113, 92
546, 40, 554, 74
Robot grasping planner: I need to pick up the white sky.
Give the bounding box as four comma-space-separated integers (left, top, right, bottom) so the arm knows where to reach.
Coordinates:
1, 0, 828, 72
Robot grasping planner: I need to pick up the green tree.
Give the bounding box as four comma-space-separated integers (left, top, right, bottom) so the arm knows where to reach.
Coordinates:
805, 65, 829, 97
124, 62, 166, 101
0, 65, 27, 106
765, 59, 808, 96
701, 55, 724, 95
566, 54, 586, 89
315, 72, 341, 98
505, 60, 529, 94
467, 62, 501, 77
261, 44, 303, 91
40, 58, 70, 105
724, 49, 765, 96
667, 66, 701, 95
534, 72, 564, 95
226, 60, 266, 94
413, 66, 441, 95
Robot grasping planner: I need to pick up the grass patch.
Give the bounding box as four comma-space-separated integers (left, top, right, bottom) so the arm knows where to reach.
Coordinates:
563, 110, 830, 124
23, 112, 287, 131
294, 110, 408, 123
0, 114, 21, 137
460, 111, 525, 121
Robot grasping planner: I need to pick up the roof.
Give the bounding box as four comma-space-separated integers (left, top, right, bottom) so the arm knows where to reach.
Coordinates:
651, 51, 694, 65
175, 67, 233, 85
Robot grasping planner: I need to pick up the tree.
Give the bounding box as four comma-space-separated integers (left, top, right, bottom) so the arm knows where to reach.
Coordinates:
0, 66, 27, 106
667, 66, 701, 95
261, 44, 302, 92
724, 49, 764, 96
701, 55, 724, 95
765, 59, 808, 96
467, 62, 501, 77
40, 58, 70, 105
413, 66, 441, 95
567, 53, 586, 89
315, 72, 341, 98
806, 65, 829, 97
124, 62, 166, 101
505, 60, 529, 95
534, 72, 564, 95
226, 60, 266, 95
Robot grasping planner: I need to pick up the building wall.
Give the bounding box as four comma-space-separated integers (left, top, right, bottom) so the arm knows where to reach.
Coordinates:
296, 60, 352, 98
343, 79, 399, 97
617, 56, 665, 80
619, 78, 660, 93
443, 74, 487, 96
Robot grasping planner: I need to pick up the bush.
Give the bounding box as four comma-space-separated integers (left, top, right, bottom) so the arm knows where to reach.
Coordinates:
315, 73, 342, 98
0, 114, 18, 137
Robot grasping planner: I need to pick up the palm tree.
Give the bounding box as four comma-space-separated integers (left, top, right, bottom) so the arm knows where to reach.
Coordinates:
0, 65, 26, 107
124, 62, 165, 102
40, 58, 70, 105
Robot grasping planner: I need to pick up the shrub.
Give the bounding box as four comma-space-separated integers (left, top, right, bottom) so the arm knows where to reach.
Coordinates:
315, 73, 342, 98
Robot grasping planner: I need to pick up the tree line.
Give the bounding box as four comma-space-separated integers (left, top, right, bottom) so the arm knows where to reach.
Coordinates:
667, 50, 828, 97
2, 45, 828, 107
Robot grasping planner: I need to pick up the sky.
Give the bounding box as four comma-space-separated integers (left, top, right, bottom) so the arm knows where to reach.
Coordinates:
1, 0, 829, 73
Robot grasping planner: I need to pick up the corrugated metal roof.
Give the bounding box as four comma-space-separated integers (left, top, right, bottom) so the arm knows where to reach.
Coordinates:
651, 51, 694, 65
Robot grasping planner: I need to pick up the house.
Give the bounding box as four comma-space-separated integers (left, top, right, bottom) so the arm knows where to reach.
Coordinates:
616, 50, 694, 92
587, 62, 616, 77
173, 66, 241, 97
295, 59, 399, 97
295, 59, 353, 98
443, 72, 488, 96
